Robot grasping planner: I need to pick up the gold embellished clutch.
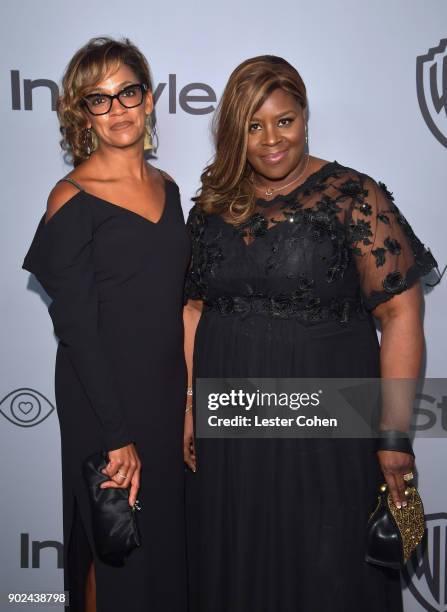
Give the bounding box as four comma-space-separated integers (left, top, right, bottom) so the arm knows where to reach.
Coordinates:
365, 483, 425, 569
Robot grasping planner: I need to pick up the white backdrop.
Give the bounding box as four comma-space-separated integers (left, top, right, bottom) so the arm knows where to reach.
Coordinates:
1, 1, 446, 610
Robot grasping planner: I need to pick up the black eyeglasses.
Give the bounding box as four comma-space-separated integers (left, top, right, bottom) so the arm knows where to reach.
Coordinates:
81, 83, 148, 116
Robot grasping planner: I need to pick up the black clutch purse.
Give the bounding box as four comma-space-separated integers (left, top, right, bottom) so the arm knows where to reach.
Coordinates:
365, 482, 425, 569
82, 451, 142, 567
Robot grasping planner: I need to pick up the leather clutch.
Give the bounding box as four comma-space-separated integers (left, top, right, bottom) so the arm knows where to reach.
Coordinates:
83, 451, 142, 566
365, 482, 425, 569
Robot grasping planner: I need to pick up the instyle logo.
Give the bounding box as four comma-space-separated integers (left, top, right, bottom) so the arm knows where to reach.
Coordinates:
9, 70, 216, 115
417, 39, 447, 148
20, 533, 63, 569
0, 388, 54, 427
403, 513, 447, 612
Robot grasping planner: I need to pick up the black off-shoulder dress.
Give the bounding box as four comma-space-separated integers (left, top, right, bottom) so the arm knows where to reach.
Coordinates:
22, 175, 190, 612
184, 161, 437, 612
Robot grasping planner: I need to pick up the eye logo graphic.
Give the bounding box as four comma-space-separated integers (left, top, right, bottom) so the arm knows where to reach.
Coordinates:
403, 513, 447, 612
0, 388, 54, 427
417, 39, 447, 148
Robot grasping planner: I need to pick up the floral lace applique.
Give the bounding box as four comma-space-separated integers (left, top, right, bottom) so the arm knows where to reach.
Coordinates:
184, 163, 438, 316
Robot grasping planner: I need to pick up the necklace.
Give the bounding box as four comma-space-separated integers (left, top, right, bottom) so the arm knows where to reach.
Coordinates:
254, 154, 310, 198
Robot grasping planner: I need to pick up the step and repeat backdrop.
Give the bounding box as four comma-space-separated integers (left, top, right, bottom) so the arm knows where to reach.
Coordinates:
1, 1, 446, 610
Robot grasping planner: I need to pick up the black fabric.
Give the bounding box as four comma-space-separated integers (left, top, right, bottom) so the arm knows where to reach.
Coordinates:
184, 161, 437, 612
23, 179, 190, 611
376, 430, 415, 456
66, 497, 92, 612
83, 451, 141, 567
22, 191, 132, 451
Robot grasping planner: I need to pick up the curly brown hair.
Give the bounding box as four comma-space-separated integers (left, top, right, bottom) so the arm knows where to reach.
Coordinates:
193, 55, 307, 224
57, 36, 153, 166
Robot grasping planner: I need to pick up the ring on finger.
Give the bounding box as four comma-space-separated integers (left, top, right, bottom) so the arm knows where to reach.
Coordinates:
403, 472, 414, 482
116, 471, 128, 480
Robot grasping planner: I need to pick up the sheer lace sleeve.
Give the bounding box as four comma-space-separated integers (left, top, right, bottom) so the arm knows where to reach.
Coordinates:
348, 177, 437, 311
184, 205, 205, 303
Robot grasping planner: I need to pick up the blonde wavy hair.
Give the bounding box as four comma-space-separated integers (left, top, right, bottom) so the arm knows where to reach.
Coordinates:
57, 36, 153, 166
193, 55, 307, 224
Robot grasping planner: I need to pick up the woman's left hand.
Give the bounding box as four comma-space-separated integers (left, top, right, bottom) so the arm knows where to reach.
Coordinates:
377, 450, 415, 508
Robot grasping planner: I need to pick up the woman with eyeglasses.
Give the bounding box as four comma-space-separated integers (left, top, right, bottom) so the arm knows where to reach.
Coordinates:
22, 37, 189, 611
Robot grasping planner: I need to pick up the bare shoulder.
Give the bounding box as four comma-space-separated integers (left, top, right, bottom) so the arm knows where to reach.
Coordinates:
46, 178, 84, 224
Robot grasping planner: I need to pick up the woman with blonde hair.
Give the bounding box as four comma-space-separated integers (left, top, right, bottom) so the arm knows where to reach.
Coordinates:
23, 37, 189, 611
183, 55, 437, 611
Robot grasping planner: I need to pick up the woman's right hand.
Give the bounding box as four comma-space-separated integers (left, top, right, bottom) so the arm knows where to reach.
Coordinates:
184, 410, 196, 472
100, 443, 141, 507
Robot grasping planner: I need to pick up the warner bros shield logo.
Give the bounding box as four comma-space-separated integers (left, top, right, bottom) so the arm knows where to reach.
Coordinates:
403, 513, 447, 612
417, 39, 447, 148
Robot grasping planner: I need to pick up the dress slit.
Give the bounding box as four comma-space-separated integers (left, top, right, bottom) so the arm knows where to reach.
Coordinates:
66, 494, 94, 611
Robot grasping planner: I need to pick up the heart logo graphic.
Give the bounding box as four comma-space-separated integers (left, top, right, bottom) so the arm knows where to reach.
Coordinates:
18, 402, 33, 415
0, 389, 55, 427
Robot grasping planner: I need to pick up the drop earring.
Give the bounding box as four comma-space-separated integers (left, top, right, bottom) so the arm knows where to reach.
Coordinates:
83, 127, 98, 156
143, 115, 153, 151
83, 128, 92, 156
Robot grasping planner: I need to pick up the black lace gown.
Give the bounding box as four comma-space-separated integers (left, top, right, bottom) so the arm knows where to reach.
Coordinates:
22, 176, 190, 612
184, 161, 437, 612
